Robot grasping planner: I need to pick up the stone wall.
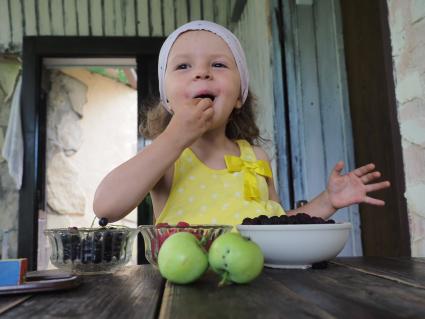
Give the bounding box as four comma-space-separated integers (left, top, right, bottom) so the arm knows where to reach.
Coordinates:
0, 58, 21, 258
387, 0, 425, 257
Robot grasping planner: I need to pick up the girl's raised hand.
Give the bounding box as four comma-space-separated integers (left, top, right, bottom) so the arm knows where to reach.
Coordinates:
166, 98, 214, 148
326, 161, 391, 210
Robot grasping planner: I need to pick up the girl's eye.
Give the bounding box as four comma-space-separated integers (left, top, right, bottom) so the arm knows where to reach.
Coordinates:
176, 63, 189, 70
212, 62, 226, 68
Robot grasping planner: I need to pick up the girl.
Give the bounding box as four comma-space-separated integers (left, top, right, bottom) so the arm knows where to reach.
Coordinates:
93, 20, 390, 227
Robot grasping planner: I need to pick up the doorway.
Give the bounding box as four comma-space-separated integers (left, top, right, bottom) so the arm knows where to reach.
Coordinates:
19, 37, 164, 270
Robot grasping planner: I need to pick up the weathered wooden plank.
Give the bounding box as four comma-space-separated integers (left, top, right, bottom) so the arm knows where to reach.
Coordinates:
269, 263, 425, 318
0, 0, 11, 49
270, 0, 292, 208
23, 0, 37, 36
163, 0, 175, 35
89, 0, 103, 35
9, 0, 23, 47
333, 257, 425, 287
114, 0, 124, 35
175, 0, 188, 27
104, 0, 115, 35
296, 4, 327, 200
76, 0, 89, 35
37, 0, 51, 35
158, 270, 335, 319
312, 0, 361, 256
136, 0, 149, 36
189, 0, 202, 21
123, 0, 136, 36
50, 0, 64, 35
203, 0, 214, 22
2, 266, 164, 319
150, 0, 162, 36
280, 0, 306, 206
63, 0, 77, 35
215, 0, 228, 27
0, 295, 32, 316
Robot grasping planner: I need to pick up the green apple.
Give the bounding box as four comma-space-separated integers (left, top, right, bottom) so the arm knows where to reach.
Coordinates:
208, 233, 264, 285
158, 232, 208, 284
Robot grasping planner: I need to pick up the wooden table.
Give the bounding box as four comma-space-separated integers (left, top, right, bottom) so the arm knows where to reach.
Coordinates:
1, 257, 425, 318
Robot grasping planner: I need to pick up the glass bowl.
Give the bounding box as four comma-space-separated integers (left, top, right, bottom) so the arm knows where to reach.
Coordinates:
44, 226, 139, 274
138, 224, 232, 267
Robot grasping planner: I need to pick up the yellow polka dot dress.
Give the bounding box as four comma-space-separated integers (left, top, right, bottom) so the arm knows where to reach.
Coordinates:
155, 140, 285, 228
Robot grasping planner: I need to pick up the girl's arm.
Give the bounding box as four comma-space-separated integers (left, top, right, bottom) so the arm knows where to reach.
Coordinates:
254, 147, 390, 219
93, 129, 185, 222
288, 161, 390, 219
93, 98, 214, 222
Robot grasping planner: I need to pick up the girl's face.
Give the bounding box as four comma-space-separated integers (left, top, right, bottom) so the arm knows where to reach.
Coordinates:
164, 30, 242, 130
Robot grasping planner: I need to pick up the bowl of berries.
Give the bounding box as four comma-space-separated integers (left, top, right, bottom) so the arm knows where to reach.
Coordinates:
236, 213, 351, 269
45, 223, 139, 274
138, 221, 233, 267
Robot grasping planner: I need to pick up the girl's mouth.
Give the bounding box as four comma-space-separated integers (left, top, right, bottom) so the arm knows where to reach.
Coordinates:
194, 94, 216, 101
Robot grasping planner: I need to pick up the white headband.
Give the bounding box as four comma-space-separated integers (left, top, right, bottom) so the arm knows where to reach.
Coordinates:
158, 20, 249, 112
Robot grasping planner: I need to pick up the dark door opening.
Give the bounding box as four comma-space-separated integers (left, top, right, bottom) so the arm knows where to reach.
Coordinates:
19, 37, 164, 270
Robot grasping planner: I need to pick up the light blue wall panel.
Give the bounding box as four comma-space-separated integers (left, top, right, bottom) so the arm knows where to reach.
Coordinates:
279, 0, 361, 256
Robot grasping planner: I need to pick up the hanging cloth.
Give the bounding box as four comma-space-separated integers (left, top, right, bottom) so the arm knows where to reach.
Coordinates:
2, 75, 23, 190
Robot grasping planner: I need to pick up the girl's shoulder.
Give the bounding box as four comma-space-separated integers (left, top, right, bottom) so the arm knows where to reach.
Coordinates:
252, 145, 270, 162
236, 139, 270, 162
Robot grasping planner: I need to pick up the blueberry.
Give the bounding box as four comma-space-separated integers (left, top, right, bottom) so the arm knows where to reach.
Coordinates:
70, 233, 81, 261
112, 232, 124, 259
93, 231, 103, 263
61, 233, 72, 261
81, 237, 93, 264
103, 231, 113, 262
99, 218, 109, 227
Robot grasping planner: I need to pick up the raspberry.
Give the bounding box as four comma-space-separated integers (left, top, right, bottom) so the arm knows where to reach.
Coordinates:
176, 221, 190, 227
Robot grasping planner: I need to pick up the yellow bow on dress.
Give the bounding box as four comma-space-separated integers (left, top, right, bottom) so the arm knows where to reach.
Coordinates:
224, 155, 272, 201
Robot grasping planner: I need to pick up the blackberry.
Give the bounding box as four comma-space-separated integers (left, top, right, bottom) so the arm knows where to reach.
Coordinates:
241, 213, 336, 225
242, 217, 255, 225
270, 216, 281, 225
258, 215, 269, 224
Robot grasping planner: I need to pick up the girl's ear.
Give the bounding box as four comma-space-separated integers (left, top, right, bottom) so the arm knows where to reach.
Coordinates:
235, 98, 242, 109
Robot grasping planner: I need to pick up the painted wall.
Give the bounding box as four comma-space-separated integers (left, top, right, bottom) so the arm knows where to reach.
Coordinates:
0, 0, 233, 51
387, 0, 425, 257
232, 0, 278, 181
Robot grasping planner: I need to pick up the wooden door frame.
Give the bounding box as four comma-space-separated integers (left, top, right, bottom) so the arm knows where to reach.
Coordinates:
19, 36, 164, 270
340, 0, 410, 256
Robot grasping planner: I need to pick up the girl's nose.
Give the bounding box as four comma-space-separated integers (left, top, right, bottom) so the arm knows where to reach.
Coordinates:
194, 68, 211, 80
195, 74, 210, 79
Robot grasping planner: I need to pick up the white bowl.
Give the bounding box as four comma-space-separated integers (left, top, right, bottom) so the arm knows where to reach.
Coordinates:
236, 222, 352, 269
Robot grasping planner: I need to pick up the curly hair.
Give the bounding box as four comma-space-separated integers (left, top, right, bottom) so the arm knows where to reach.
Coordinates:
139, 91, 263, 145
